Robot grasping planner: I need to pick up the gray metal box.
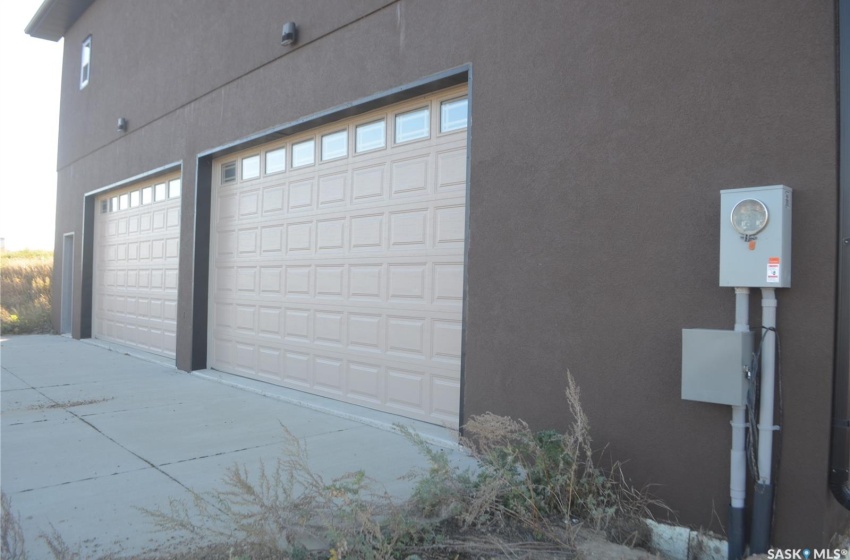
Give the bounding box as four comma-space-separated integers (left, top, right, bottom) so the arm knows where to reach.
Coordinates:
681, 329, 754, 406
719, 185, 792, 288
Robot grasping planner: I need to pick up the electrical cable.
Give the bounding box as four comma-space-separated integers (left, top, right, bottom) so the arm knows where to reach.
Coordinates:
746, 330, 767, 480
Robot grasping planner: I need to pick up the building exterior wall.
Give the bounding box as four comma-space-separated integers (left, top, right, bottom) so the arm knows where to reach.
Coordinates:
50, 0, 845, 544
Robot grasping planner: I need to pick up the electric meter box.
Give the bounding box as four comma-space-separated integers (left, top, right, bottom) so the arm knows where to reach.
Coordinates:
682, 329, 754, 406
719, 185, 792, 288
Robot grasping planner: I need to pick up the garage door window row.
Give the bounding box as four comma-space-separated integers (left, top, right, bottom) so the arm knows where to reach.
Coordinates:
220, 97, 468, 188
101, 178, 181, 214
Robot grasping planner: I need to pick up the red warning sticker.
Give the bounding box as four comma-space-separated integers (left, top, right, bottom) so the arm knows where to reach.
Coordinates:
767, 257, 780, 283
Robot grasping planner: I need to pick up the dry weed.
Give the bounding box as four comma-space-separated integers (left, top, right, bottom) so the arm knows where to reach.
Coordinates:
2, 492, 27, 560
143, 426, 414, 559
1, 253, 53, 335
408, 371, 670, 552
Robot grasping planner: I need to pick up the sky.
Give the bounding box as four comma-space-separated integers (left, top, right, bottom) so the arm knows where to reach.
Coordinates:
0, 0, 63, 252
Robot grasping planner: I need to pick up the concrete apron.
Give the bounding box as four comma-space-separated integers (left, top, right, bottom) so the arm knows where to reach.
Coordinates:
0, 335, 468, 559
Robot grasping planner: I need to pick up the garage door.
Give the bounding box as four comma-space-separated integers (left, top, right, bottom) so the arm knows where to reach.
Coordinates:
93, 173, 181, 358
210, 86, 468, 426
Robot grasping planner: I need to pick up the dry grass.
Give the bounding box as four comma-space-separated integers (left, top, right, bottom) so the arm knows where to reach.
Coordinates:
1, 250, 53, 335
2, 492, 27, 560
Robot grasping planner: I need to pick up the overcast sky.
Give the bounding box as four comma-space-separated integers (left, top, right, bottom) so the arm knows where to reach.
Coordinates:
0, 0, 62, 252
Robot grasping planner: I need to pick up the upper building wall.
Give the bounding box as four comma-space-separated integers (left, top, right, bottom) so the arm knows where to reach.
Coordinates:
56, 0, 393, 169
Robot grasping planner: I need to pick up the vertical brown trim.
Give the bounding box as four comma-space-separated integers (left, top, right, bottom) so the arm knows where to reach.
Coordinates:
79, 194, 95, 338
190, 157, 213, 370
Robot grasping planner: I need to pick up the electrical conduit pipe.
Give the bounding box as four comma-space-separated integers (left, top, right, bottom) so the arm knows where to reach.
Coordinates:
729, 287, 749, 560
751, 288, 778, 553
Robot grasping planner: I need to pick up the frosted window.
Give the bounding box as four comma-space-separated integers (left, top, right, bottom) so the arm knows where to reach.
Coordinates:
168, 178, 181, 198
356, 120, 385, 153
441, 97, 468, 132
321, 130, 348, 161
292, 139, 315, 168
395, 108, 429, 143
242, 155, 260, 180
266, 148, 286, 174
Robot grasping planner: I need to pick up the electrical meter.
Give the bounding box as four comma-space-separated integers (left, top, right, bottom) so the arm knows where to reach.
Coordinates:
719, 185, 792, 288
730, 199, 769, 237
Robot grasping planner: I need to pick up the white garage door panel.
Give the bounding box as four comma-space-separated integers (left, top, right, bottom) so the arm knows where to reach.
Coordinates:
211, 86, 467, 426
93, 173, 181, 358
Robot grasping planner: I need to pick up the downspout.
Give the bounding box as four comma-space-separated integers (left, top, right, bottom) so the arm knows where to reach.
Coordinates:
832, 0, 850, 513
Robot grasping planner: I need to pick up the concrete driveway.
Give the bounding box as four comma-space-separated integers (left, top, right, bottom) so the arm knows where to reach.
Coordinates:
0, 335, 466, 559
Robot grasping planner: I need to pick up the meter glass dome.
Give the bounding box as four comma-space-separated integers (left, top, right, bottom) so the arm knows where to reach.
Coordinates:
731, 199, 768, 236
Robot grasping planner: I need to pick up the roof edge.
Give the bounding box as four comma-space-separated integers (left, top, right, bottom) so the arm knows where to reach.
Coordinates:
26, 0, 94, 42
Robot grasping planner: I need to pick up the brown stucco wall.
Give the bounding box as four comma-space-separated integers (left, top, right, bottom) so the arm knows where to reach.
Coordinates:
50, 0, 845, 545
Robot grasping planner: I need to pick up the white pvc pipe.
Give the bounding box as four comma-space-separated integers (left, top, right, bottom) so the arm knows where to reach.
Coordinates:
757, 288, 778, 484
731, 287, 750, 509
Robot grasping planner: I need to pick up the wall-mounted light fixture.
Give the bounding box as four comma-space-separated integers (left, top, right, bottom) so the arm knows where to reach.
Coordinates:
117, 117, 127, 133
281, 22, 297, 46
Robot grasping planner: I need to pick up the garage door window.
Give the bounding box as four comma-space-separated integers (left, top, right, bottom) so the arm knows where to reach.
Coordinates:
292, 139, 315, 168
321, 130, 348, 161
441, 97, 468, 132
242, 156, 260, 180
168, 179, 182, 198
266, 148, 286, 174
155, 182, 167, 201
356, 120, 385, 153
222, 162, 237, 184
395, 107, 429, 143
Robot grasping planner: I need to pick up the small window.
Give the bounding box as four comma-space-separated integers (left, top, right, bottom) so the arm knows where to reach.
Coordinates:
80, 36, 92, 89
356, 120, 385, 153
292, 139, 315, 168
242, 155, 260, 180
119, 193, 129, 210
321, 130, 348, 161
222, 162, 237, 184
110, 196, 118, 212
130, 190, 140, 207
101, 200, 108, 213
266, 147, 286, 174
142, 186, 153, 205
441, 97, 468, 132
395, 107, 429, 143
154, 182, 167, 201
168, 178, 182, 198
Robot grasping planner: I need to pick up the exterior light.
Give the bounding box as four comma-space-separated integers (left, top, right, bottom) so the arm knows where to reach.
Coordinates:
117, 117, 127, 132
281, 22, 297, 46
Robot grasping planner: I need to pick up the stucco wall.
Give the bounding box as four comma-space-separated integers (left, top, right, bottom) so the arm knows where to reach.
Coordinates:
51, 0, 844, 544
